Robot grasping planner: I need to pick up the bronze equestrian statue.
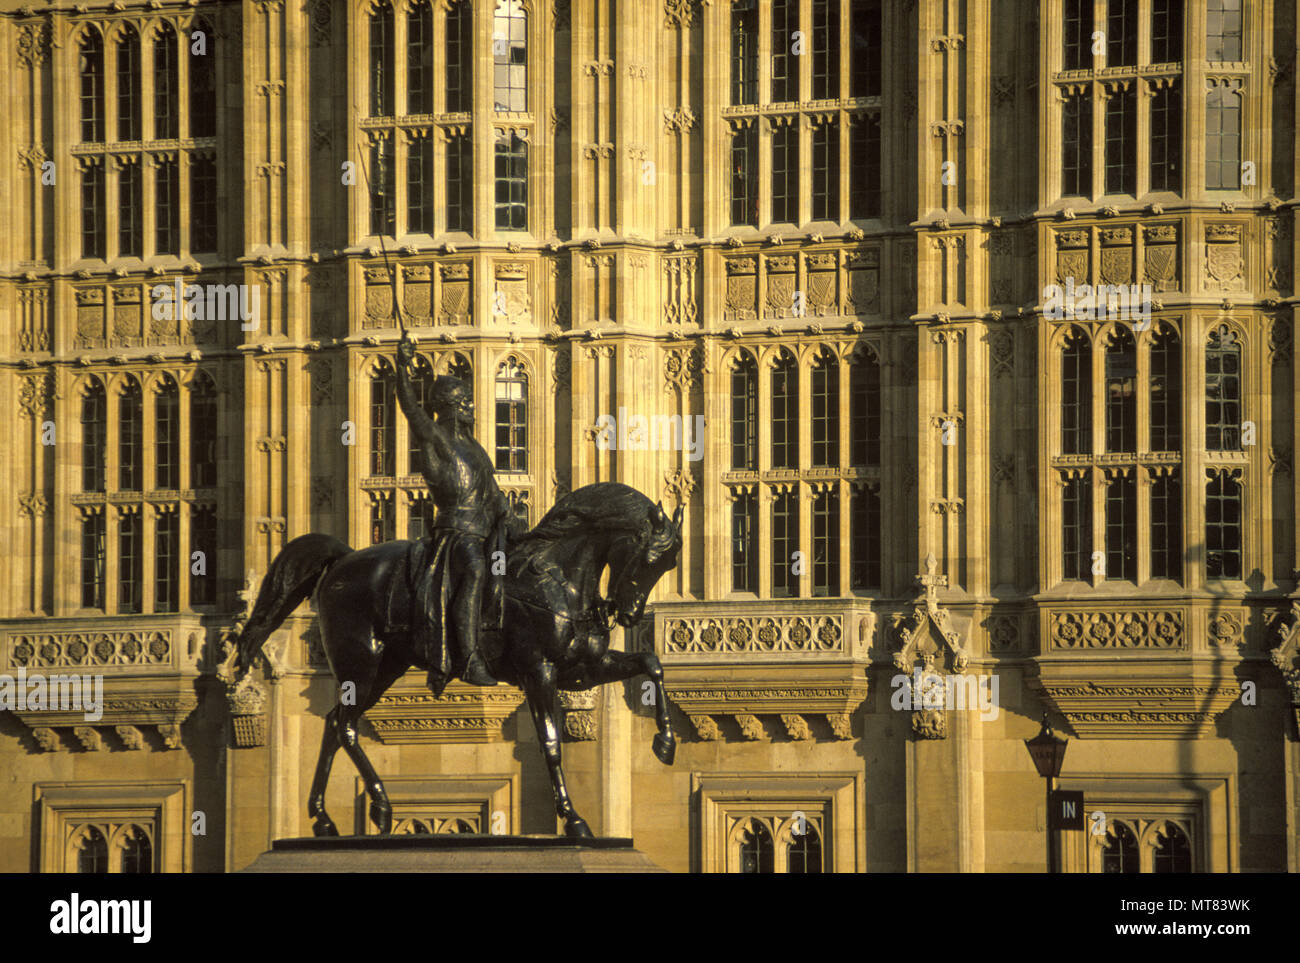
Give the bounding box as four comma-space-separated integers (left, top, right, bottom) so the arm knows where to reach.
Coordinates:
229, 337, 682, 838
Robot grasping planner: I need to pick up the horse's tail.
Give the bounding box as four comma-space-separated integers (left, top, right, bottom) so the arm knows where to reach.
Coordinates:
233, 533, 352, 673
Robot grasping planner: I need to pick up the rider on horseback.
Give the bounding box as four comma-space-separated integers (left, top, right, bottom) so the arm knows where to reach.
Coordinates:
395, 333, 513, 691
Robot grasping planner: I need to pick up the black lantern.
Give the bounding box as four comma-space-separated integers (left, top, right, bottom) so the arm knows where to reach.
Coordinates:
1024, 713, 1069, 872
1024, 714, 1068, 779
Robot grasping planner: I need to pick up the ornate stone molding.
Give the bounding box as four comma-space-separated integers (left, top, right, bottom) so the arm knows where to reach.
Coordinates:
1028, 676, 1241, 739
367, 679, 526, 744
666, 678, 868, 743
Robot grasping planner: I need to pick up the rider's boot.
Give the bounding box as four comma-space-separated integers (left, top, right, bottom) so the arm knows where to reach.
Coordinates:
461, 647, 497, 686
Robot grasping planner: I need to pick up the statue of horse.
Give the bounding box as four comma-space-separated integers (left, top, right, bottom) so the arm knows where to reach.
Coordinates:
228, 482, 682, 839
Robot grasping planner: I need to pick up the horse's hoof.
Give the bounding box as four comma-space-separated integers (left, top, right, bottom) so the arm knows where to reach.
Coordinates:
653, 732, 676, 766
312, 816, 339, 838
370, 802, 392, 835
564, 815, 594, 839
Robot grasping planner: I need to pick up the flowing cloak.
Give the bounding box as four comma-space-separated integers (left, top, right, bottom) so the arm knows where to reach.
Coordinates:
406, 506, 511, 695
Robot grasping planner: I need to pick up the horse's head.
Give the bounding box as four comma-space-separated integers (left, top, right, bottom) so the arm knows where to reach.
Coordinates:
605, 501, 683, 627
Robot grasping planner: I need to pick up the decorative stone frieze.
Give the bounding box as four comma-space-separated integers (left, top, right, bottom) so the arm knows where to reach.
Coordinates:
366, 679, 526, 744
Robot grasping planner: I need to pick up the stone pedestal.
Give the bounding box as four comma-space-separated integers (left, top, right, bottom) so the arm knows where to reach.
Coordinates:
239, 834, 668, 873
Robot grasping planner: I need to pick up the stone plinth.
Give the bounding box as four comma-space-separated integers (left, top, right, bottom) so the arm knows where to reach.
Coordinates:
239, 834, 668, 873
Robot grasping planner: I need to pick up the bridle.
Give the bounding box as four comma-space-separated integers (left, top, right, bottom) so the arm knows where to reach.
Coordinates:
504, 525, 651, 633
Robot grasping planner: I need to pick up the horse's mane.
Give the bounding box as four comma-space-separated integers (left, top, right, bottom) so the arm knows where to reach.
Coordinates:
511, 482, 666, 566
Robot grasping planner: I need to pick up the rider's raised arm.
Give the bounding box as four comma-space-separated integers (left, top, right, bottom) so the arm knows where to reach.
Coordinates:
395, 344, 450, 458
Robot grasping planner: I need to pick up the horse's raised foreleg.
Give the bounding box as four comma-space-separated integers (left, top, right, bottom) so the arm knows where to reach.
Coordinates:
521, 666, 592, 838
307, 706, 342, 837
564, 650, 676, 766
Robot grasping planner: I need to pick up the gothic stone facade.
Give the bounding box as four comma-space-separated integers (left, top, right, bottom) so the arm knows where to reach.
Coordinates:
1, 0, 1299, 873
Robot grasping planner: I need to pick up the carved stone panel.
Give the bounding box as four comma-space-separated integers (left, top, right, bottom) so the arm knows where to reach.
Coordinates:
1142, 223, 1180, 292
363, 266, 394, 328
1055, 229, 1090, 285
75, 287, 107, 348
494, 261, 533, 324
763, 255, 796, 319
724, 256, 757, 322
438, 261, 472, 325
662, 254, 699, 326
1204, 224, 1245, 292
401, 264, 432, 325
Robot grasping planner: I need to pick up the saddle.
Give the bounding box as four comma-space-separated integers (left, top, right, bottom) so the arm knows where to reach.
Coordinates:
379, 537, 505, 649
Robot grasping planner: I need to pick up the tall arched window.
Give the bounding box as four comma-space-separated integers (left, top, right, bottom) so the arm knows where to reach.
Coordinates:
1062, 472, 1092, 580
79, 29, 104, 142
75, 826, 109, 874
811, 349, 839, 467
493, 0, 528, 111
771, 486, 798, 597
155, 507, 178, 613
850, 347, 881, 466
770, 0, 799, 102
82, 379, 107, 492
445, 0, 472, 112
1101, 821, 1139, 873
770, 349, 798, 469
191, 504, 217, 606
1205, 469, 1242, 579
119, 825, 152, 873
731, 0, 758, 105
81, 509, 106, 611
154, 22, 179, 139
730, 352, 757, 471
119, 508, 143, 614
1105, 470, 1137, 581
155, 375, 179, 489
495, 357, 528, 472
370, 1, 395, 117
82, 160, 106, 259
189, 19, 216, 137
1061, 327, 1091, 455
371, 360, 396, 477
811, 486, 840, 596
156, 157, 179, 255
1150, 471, 1181, 580
117, 25, 142, 141
407, 355, 436, 474
1205, 325, 1241, 450
119, 159, 144, 257
119, 378, 143, 490
190, 372, 218, 488
1205, 85, 1241, 190
1104, 327, 1136, 452
408, 0, 434, 114
811, 0, 840, 100
731, 487, 758, 592
851, 483, 881, 590
1152, 822, 1192, 873
787, 824, 823, 873
737, 819, 774, 873
1149, 325, 1181, 451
